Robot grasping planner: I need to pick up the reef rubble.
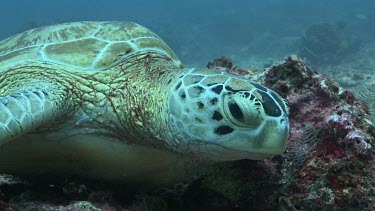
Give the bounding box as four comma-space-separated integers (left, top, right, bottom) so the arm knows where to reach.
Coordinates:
0, 56, 374, 210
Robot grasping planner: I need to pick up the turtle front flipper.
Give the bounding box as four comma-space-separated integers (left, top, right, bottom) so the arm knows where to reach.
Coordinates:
0, 85, 73, 145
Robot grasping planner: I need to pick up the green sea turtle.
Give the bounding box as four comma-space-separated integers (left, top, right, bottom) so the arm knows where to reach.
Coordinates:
0, 21, 289, 186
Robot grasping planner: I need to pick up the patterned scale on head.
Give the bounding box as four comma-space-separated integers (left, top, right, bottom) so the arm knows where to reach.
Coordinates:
0, 21, 289, 186
168, 68, 289, 160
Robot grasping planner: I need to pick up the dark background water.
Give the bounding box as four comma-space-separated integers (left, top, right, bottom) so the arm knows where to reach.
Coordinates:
1, 0, 374, 68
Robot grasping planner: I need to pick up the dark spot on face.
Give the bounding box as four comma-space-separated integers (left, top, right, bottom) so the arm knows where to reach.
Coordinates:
175, 82, 182, 91
181, 91, 186, 99
225, 86, 236, 92
228, 99, 244, 122
197, 101, 204, 109
254, 99, 261, 107
225, 86, 246, 93
250, 82, 268, 92
210, 97, 218, 105
211, 85, 223, 94
215, 125, 234, 135
179, 75, 185, 79
270, 91, 288, 114
193, 86, 205, 94
257, 91, 281, 117
242, 92, 250, 98
167, 79, 172, 84
212, 110, 223, 121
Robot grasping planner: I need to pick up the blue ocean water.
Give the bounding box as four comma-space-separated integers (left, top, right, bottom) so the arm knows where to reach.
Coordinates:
0, 0, 374, 68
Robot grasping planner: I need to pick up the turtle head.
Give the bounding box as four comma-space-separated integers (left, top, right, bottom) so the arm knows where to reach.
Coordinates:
167, 68, 289, 161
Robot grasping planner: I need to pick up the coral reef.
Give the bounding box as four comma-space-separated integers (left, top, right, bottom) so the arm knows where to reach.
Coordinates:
197, 55, 375, 210
0, 56, 374, 210
263, 56, 375, 210
206, 56, 252, 78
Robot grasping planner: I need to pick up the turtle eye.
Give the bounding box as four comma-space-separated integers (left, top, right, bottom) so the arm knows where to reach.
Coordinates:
223, 94, 264, 127
228, 99, 245, 123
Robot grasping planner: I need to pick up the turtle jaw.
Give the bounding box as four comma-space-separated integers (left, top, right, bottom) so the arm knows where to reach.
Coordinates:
181, 114, 289, 161
213, 114, 289, 161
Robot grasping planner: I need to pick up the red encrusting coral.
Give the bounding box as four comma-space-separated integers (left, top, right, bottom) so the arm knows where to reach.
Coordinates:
261, 55, 375, 210
207, 55, 375, 210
